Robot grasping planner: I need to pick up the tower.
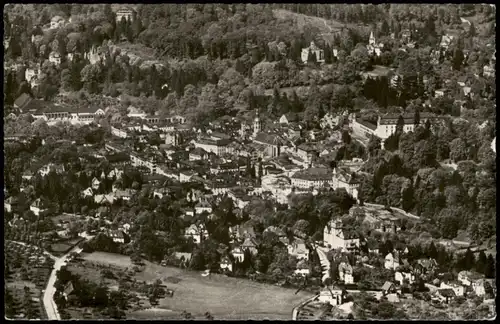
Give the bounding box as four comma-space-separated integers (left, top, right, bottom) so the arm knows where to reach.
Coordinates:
369, 31, 376, 46
253, 112, 261, 138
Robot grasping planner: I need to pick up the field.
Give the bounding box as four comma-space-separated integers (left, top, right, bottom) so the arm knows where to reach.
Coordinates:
4, 241, 54, 320
49, 237, 84, 257
73, 252, 312, 320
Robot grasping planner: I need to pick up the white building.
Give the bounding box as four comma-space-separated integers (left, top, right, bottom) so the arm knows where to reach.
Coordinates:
384, 252, 400, 270
323, 220, 360, 251
115, 7, 135, 22
193, 138, 234, 156
338, 262, 354, 284
184, 223, 209, 244
395, 271, 415, 285
440, 281, 465, 297
111, 125, 128, 138
49, 51, 62, 65
301, 41, 325, 64
220, 256, 233, 272
291, 167, 333, 189
367, 31, 384, 57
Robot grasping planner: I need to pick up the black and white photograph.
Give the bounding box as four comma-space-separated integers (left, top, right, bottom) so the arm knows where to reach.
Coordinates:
4, 3, 496, 320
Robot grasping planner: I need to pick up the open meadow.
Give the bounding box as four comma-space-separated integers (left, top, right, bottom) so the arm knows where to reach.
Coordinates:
74, 251, 313, 320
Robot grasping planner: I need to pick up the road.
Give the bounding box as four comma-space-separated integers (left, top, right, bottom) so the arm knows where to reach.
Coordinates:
43, 237, 93, 320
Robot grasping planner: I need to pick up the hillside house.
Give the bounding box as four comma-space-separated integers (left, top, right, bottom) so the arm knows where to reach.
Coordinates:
231, 247, 245, 262
91, 177, 101, 190
115, 6, 135, 22
395, 271, 415, 285
381, 281, 397, 296
332, 168, 360, 199
320, 113, 340, 129
241, 237, 258, 255
109, 230, 126, 244
30, 198, 47, 216
436, 288, 456, 304
184, 223, 209, 244
287, 239, 309, 261
414, 258, 438, 276
14, 93, 34, 111
457, 270, 485, 287
82, 187, 94, 198
439, 281, 465, 297
279, 112, 299, 125
253, 133, 285, 158
301, 41, 325, 63
49, 51, 62, 65
338, 262, 354, 284
323, 220, 360, 251
193, 138, 234, 156
384, 252, 400, 271
63, 281, 75, 298
195, 200, 212, 215
220, 256, 233, 273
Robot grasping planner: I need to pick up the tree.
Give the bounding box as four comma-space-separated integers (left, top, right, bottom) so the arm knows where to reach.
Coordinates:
449, 138, 468, 162
452, 47, 464, 71
484, 255, 495, 278
367, 135, 381, 157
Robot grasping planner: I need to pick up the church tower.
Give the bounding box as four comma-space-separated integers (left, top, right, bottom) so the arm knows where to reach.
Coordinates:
253, 111, 261, 138
369, 31, 376, 46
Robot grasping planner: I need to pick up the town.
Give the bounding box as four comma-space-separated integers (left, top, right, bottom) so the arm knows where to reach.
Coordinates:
4, 3, 496, 321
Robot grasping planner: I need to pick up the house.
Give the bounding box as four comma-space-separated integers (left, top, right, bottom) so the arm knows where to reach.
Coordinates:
279, 113, 299, 125
323, 220, 360, 251
439, 281, 465, 297
384, 252, 400, 270
320, 113, 339, 129
231, 247, 245, 262
414, 258, 438, 276
127, 106, 147, 119
381, 281, 397, 296
374, 112, 439, 141
436, 288, 456, 304
49, 51, 62, 65
115, 6, 135, 22
352, 118, 377, 139
301, 41, 325, 63
91, 177, 101, 190
189, 147, 208, 161
94, 194, 115, 205
457, 270, 485, 287
338, 262, 354, 284
63, 281, 75, 298
82, 187, 94, 198
294, 260, 310, 276
195, 201, 212, 215
184, 223, 209, 244
108, 230, 126, 244
179, 170, 196, 183
241, 237, 258, 255
439, 35, 454, 50
287, 239, 309, 261
50, 15, 65, 29
114, 189, 135, 201
30, 198, 46, 216
291, 167, 333, 189
164, 132, 181, 146
395, 270, 415, 285
332, 168, 360, 199
220, 256, 233, 272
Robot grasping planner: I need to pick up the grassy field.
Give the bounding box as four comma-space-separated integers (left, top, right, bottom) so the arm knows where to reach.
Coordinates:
50, 237, 84, 256
79, 252, 313, 320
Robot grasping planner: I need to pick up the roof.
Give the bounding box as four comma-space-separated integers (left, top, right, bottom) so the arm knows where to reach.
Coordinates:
281, 112, 298, 123
63, 281, 74, 295
292, 167, 332, 181
356, 119, 377, 131
458, 270, 484, 281
14, 93, 33, 109
382, 281, 395, 291
254, 132, 285, 146
190, 147, 207, 156
242, 237, 257, 248
438, 288, 456, 298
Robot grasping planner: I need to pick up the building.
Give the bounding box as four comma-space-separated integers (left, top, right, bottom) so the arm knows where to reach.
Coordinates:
49, 51, 62, 65
367, 31, 384, 57
109, 230, 126, 243
291, 167, 333, 189
352, 118, 377, 139
30, 198, 46, 216
50, 15, 65, 29
220, 256, 233, 273
332, 168, 359, 199
164, 132, 181, 146
384, 252, 400, 270
193, 138, 234, 156
184, 223, 209, 244
381, 281, 397, 296
436, 288, 456, 304
189, 147, 208, 161
338, 262, 354, 284
111, 125, 128, 138
439, 281, 465, 297
130, 152, 158, 174
440, 35, 455, 50
253, 133, 284, 158
372, 112, 439, 141
457, 270, 485, 287
301, 41, 325, 64
279, 113, 299, 125
115, 6, 135, 22
294, 260, 310, 276
323, 220, 360, 251
395, 271, 415, 285
14, 93, 34, 111
287, 239, 309, 261
195, 200, 212, 215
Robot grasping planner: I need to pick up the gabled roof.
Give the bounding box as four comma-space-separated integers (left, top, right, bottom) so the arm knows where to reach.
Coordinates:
382, 281, 395, 291
254, 132, 285, 146
438, 288, 456, 298
14, 93, 33, 110
63, 281, 74, 295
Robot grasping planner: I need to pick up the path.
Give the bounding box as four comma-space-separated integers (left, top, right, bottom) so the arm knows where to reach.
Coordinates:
43, 236, 93, 320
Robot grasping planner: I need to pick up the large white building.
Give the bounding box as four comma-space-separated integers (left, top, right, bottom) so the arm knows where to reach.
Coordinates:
323, 219, 360, 251
31, 106, 105, 124
291, 167, 333, 189
193, 138, 234, 156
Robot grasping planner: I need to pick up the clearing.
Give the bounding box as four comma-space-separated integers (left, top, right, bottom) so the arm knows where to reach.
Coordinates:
79, 252, 313, 320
